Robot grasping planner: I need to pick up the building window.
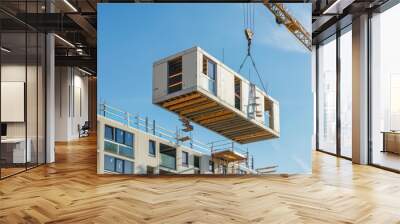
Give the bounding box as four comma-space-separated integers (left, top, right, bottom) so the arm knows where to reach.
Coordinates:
115, 159, 124, 173
370, 5, 400, 171
124, 160, 134, 174
194, 156, 200, 168
111, 127, 134, 147
182, 151, 189, 167
202, 56, 217, 94
115, 128, 124, 144
149, 140, 156, 156
104, 155, 115, 172
119, 145, 134, 158
105, 125, 114, 140
234, 77, 241, 110
104, 155, 134, 174
104, 141, 118, 154
167, 57, 182, 94
339, 27, 352, 158
124, 132, 134, 147
317, 35, 337, 155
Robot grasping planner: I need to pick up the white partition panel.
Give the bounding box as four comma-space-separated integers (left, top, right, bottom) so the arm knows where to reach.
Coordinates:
1, 82, 25, 122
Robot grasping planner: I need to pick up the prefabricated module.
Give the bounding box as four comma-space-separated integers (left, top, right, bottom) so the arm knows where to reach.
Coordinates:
152, 46, 279, 144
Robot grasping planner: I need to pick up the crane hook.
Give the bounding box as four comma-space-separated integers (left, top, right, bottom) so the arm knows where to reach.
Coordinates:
244, 28, 253, 56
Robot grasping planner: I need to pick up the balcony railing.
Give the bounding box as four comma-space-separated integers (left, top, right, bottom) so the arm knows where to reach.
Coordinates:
209, 140, 254, 170
104, 139, 134, 159
160, 153, 176, 170
99, 103, 211, 153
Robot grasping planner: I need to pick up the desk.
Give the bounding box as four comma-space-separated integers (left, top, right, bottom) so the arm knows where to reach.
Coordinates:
1, 138, 31, 163
382, 131, 400, 154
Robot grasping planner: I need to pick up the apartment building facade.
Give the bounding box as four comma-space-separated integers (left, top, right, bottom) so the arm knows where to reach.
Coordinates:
97, 105, 256, 175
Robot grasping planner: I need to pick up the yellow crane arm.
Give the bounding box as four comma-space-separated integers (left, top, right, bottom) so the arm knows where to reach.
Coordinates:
263, 2, 312, 51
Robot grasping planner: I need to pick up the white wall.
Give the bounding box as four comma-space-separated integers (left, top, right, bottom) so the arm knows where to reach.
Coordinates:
1, 65, 37, 137
217, 65, 235, 107
1, 63, 46, 164
152, 62, 167, 101
182, 50, 197, 90
55, 67, 89, 141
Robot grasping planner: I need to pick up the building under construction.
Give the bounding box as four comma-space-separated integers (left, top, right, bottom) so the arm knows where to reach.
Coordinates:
97, 104, 271, 175
152, 46, 280, 144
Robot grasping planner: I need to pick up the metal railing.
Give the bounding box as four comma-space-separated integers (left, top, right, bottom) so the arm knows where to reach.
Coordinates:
209, 140, 254, 170
104, 140, 135, 159
160, 153, 176, 170
99, 102, 254, 170
100, 103, 184, 147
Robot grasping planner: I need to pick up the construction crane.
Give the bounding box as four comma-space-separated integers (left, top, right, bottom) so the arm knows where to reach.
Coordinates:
239, 2, 311, 90
263, 1, 312, 51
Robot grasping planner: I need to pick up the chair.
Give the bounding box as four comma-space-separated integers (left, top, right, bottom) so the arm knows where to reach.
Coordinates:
79, 121, 90, 138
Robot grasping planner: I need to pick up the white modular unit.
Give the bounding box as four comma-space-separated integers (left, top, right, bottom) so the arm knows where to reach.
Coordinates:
153, 46, 280, 144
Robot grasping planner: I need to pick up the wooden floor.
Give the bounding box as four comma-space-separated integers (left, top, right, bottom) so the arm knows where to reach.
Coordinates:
373, 150, 400, 171
1, 136, 400, 223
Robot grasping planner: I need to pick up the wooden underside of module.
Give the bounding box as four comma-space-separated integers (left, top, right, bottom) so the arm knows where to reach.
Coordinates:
212, 150, 247, 162
158, 91, 278, 144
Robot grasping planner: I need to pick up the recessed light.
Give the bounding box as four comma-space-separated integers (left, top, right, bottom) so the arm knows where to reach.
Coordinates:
78, 67, 93, 76
63, 0, 78, 12
54, 34, 75, 48
1, 47, 11, 53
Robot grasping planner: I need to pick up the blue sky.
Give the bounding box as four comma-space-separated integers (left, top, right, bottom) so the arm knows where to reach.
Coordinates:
98, 3, 312, 173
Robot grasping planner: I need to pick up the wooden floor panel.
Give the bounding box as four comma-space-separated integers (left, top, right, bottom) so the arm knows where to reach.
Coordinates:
1, 135, 400, 223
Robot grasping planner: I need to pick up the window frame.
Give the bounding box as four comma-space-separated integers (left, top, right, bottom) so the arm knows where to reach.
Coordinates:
182, 151, 189, 167
148, 140, 156, 157
234, 77, 241, 110
115, 128, 125, 145
124, 132, 134, 147
315, 24, 353, 161
105, 125, 114, 141
202, 55, 217, 95
194, 155, 200, 168
167, 57, 183, 94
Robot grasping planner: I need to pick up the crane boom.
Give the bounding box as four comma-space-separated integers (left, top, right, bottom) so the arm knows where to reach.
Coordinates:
263, 2, 312, 51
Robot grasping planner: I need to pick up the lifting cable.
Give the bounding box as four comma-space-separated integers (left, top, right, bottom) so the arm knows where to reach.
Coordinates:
239, 4, 268, 94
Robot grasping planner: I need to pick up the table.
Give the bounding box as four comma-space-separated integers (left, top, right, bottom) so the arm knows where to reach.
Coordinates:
382, 131, 400, 154
1, 138, 31, 164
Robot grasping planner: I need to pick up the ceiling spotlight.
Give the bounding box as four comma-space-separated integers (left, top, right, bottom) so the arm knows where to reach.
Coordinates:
322, 0, 354, 15
54, 34, 75, 48
63, 0, 78, 12
78, 67, 93, 76
1, 47, 11, 53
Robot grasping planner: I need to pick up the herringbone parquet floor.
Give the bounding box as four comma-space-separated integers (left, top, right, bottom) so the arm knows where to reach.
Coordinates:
1, 135, 400, 224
